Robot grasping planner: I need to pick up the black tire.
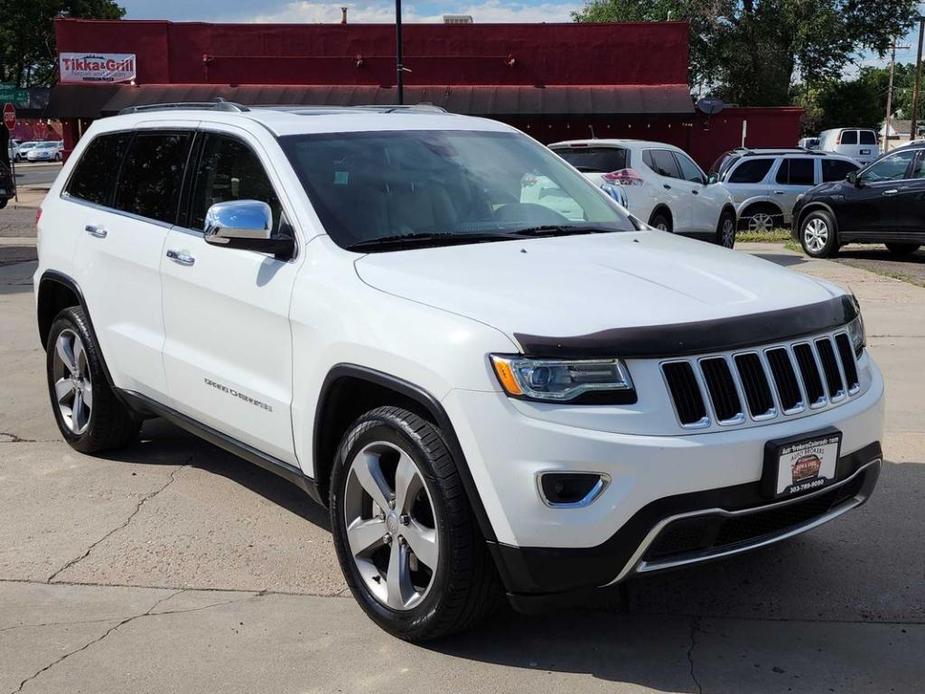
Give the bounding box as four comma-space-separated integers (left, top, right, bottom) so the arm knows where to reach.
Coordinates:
799, 209, 839, 258
715, 209, 737, 248
0, 197, 7, 210
649, 209, 672, 232
45, 306, 140, 453
330, 406, 501, 642
885, 242, 920, 256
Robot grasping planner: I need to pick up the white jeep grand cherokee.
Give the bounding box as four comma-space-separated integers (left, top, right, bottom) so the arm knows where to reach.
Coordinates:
35, 103, 884, 642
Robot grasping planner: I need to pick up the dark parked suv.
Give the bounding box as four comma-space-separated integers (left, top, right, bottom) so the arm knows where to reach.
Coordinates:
793, 143, 925, 257
0, 160, 13, 209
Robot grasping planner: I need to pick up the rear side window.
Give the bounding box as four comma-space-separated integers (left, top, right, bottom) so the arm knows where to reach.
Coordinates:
644, 149, 681, 178
113, 132, 192, 224
840, 131, 858, 145
188, 134, 282, 232
859, 131, 877, 145
727, 158, 773, 183
554, 147, 628, 173
65, 132, 132, 206
776, 158, 815, 186
821, 159, 859, 182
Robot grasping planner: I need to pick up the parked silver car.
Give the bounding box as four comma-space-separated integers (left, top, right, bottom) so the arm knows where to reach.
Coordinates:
710, 149, 860, 232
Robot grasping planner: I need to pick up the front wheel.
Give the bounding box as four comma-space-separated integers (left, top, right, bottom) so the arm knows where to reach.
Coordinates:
885, 242, 920, 256
799, 210, 839, 258
329, 406, 501, 641
716, 210, 737, 248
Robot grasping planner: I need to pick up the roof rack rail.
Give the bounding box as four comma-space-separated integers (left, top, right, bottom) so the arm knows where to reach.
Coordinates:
741, 148, 829, 157
349, 104, 448, 113
118, 98, 250, 115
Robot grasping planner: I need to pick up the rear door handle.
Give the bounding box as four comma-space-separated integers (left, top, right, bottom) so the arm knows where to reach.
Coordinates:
882, 189, 899, 196
663, 184, 672, 190
773, 190, 786, 195
692, 189, 699, 195
85, 224, 107, 238
166, 249, 196, 266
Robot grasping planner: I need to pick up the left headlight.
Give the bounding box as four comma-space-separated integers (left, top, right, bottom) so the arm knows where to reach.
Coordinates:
847, 315, 865, 356
490, 355, 636, 404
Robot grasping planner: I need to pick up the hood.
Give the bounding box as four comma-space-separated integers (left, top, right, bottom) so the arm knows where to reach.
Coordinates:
354, 231, 843, 351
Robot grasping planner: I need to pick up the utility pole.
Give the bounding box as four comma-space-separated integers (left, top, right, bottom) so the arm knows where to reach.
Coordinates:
395, 0, 404, 105
884, 39, 910, 153
911, 17, 925, 141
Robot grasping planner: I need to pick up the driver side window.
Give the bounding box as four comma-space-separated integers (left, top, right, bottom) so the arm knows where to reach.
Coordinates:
189, 133, 282, 232
862, 151, 915, 183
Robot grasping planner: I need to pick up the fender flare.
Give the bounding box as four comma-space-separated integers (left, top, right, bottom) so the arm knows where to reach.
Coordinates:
312, 363, 497, 543
795, 201, 839, 235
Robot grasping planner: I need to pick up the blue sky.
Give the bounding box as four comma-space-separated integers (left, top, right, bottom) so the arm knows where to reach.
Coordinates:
118, 0, 917, 70
118, 1, 582, 24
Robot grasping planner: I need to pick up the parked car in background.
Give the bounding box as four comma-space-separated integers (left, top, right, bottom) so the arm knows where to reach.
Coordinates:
26, 141, 64, 162
13, 141, 39, 162
7, 139, 22, 160
798, 137, 820, 150
793, 143, 925, 257
0, 160, 13, 209
550, 139, 738, 247
818, 128, 879, 165
712, 149, 860, 232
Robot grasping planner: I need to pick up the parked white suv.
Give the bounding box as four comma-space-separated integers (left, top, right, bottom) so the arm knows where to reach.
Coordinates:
549, 139, 738, 247
36, 104, 884, 641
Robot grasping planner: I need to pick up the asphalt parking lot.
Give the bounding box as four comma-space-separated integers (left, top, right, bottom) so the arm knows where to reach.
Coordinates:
0, 217, 922, 692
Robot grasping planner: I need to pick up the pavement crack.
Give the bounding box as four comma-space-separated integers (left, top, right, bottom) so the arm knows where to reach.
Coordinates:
687, 616, 703, 694
0, 432, 36, 443
46, 460, 191, 583
9, 590, 183, 694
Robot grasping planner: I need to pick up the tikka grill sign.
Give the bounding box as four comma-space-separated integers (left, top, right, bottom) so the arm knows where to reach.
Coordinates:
59, 53, 136, 83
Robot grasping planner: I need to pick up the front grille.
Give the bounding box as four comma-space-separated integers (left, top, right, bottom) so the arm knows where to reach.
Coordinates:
662, 329, 861, 429
644, 472, 866, 562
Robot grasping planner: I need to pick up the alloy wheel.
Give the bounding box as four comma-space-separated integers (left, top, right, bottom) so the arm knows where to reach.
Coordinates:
747, 212, 775, 233
344, 441, 439, 611
803, 217, 829, 253
52, 329, 93, 434
721, 216, 736, 248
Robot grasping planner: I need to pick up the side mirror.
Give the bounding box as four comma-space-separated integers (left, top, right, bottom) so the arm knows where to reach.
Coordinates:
204, 200, 294, 259
707, 173, 719, 185
846, 171, 861, 187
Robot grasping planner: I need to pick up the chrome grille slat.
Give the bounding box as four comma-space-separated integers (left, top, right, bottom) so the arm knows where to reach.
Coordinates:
662, 329, 862, 429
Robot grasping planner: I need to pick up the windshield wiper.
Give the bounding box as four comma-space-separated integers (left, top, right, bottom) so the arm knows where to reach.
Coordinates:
347, 231, 521, 251
510, 225, 614, 237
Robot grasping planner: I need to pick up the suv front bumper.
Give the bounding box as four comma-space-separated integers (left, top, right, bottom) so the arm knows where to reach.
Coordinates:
442, 358, 884, 600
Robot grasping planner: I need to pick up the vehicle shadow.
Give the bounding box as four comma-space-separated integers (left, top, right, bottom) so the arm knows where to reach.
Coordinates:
100, 418, 331, 531
750, 251, 807, 267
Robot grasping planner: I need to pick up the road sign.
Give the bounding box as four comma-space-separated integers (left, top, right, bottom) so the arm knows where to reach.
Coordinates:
0, 85, 28, 108
2, 103, 15, 131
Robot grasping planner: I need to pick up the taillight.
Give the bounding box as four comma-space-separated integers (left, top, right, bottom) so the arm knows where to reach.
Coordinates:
35, 208, 42, 226
602, 168, 644, 186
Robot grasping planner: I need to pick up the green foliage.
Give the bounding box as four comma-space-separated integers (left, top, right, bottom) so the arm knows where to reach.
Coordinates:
0, 0, 125, 88
573, 0, 919, 107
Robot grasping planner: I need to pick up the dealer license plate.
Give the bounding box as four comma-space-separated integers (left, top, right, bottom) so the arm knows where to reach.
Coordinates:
762, 429, 841, 498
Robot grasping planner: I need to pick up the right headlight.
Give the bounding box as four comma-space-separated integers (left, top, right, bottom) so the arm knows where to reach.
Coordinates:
489, 355, 636, 404
847, 314, 865, 356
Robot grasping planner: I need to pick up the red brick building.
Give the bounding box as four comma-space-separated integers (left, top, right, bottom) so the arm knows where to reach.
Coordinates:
47, 18, 801, 168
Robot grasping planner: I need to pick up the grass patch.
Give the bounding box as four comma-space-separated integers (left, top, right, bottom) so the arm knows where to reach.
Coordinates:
736, 227, 792, 243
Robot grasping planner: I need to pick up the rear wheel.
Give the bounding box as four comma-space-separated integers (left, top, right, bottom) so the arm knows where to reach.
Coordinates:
741, 204, 782, 234
330, 406, 501, 642
649, 209, 672, 232
46, 307, 140, 453
799, 210, 839, 258
716, 209, 737, 248
885, 242, 920, 256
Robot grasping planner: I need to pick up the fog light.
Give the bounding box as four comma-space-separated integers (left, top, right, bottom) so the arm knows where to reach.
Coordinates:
538, 472, 609, 507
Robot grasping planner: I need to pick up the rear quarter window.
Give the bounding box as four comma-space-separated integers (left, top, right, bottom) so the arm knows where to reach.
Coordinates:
859, 131, 877, 145
65, 132, 132, 206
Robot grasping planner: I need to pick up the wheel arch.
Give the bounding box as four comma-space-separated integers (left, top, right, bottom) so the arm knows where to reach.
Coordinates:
647, 204, 673, 229
740, 199, 784, 219
312, 363, 497, 543
796, 201, 839, 235
37, 270, 85, 349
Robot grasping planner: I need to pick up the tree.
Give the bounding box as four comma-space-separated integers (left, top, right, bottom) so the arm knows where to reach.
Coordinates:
0, 0, 125, 88
572, 0, 919, 107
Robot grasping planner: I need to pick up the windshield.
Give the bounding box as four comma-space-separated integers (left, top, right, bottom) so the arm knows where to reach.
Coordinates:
552, 146, 628, 173
280, 129, 634, 251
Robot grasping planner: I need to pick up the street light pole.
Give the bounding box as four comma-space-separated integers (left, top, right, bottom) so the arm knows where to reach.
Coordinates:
395, 0, 404, 105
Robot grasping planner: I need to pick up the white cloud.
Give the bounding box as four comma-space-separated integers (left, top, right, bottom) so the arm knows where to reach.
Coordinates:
253, 1, 579, 24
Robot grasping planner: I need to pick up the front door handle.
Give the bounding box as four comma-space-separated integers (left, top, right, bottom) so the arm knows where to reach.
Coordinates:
773, 190, 786, 195
663, 184, 672, 190
882, 189, 899, 196
85, 224, 107, 238
166, 249, 196, 266
692, 189, 699, 195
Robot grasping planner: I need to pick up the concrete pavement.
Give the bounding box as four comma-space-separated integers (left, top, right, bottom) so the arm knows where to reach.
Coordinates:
0, 243, 922, 693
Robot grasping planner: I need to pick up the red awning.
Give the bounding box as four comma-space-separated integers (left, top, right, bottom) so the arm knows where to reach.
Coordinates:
47, 83, 693, 118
